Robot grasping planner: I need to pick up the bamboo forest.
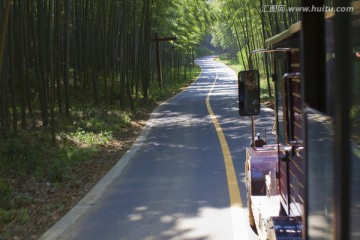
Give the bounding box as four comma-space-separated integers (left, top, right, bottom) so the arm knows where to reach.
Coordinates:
1, 0, 358, 239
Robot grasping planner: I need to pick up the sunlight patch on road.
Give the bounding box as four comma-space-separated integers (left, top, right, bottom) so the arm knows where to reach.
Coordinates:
165, 207, 233, 240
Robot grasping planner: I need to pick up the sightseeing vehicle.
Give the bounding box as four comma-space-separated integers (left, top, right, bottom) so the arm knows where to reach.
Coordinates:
238, 1, 360, 239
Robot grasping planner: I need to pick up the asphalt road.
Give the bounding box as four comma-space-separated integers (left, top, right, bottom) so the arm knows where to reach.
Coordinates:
40, 56, 276, 240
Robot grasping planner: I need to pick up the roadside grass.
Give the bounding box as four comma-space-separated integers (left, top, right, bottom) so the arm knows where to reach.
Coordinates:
149, 66, 202, 101
216, 56, 244, 73
0, 107, 132, 239
0, 65, 201, 240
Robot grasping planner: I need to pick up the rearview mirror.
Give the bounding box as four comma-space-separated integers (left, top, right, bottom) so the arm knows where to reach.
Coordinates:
238, 70, 260, 116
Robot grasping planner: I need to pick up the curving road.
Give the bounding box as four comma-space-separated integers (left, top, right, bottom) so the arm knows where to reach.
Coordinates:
40, 56, 276, 240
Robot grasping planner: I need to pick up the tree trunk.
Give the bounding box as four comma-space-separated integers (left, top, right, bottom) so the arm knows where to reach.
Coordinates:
30, 0, 48, 126
0, 0, 12, 78
49, 0, 56, 144
64, 0, 71, 117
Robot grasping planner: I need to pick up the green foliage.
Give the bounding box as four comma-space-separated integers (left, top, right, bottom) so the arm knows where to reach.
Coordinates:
0, 208, 12, 225
195, 46, 215, 58
62, 128, 113, 147
260, 78, 274, 103
211, 22, 239, 59
0, 179, 12, 209
0, 140, 39, 176
210, 0, 261, 67
12, 193, 34, 209
154, 0, 212, 52
13, 208, 30, 224
351, 104, 360, 124
0, 190, 35, 228
237, 48, 248, 68
0, 110, 116, 183
209, 0, 301, 71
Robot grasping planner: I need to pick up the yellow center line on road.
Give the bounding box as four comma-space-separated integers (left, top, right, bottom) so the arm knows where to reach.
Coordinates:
205, 65, 245, 239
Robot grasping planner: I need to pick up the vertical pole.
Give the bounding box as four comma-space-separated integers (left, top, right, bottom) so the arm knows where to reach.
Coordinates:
301, 1, 326, 111
155, 33, 162, 89
0, 0, 12, 77
333, 0, 352, 239
251, 116, 255, 149
260, 0, 272, 98
301, 1, 325, 239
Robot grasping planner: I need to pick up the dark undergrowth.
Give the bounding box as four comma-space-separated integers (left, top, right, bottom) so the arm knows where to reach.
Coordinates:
0, 65, 201, 240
